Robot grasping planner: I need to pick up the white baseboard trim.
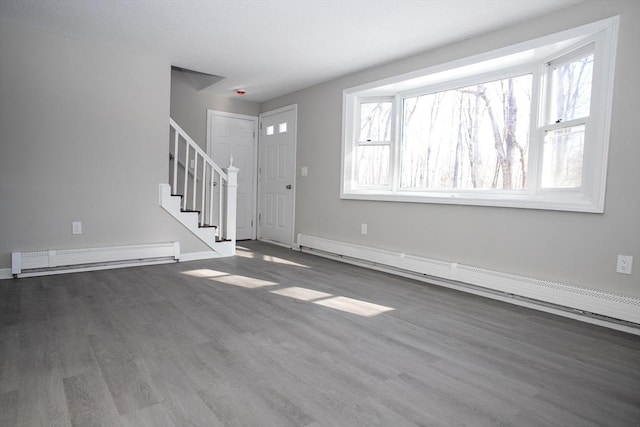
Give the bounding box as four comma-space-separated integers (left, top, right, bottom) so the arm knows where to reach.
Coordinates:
10, 242, 180, 278
0, 268, 12, 280
7, 259, 177, 279
297, 234, 640, 334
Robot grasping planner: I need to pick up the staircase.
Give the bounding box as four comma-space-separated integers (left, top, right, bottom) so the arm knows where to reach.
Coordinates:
160, 118, 238, 258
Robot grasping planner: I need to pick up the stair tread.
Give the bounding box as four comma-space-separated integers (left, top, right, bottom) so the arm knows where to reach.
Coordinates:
162, 184, 232, 253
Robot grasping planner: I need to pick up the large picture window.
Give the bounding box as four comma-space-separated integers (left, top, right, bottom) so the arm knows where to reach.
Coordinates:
401, 73, 532, 191
341, 17, 618, 212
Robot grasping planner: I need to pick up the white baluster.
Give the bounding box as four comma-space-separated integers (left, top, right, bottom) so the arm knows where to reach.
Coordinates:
192, 152, 198, 212
172, 128, 178, 193
218, 173, 224, 238
224, 156, 239, 243
209, 167, 214, 229
182, 144, 189, 210
200, 162, 206, 224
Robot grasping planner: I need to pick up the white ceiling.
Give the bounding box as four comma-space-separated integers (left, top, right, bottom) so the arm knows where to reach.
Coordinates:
0, 0, 584, 103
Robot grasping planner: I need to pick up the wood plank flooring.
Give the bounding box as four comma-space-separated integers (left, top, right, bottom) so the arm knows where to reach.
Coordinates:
1, 241, 638, 426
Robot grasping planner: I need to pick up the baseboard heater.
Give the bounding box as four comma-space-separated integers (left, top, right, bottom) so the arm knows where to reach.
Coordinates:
297, 234, 640, 332
11, 242, 180, 278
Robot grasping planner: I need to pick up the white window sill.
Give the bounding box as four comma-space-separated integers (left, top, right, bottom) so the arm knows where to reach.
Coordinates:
340, 190, 603, 213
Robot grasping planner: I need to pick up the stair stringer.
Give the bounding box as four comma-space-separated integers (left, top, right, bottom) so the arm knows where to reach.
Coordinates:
158, 184, 235, 258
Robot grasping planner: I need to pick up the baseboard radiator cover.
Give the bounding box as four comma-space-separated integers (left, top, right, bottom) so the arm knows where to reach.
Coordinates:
11, 242, 180, 278
297, 234, 640, 329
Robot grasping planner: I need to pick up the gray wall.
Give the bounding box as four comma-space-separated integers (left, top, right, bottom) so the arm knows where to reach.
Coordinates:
261, 0, 640, 298
170, 69, 259, 152
0, 22, 210, 270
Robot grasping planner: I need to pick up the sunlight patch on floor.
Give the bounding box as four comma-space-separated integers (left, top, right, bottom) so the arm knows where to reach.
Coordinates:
211, 275, 278, 289
234, 247, 255, 259
181, 269, 229, 278
181, 269, 277, 289
261, 255, 309, 268
270, 286, 394, 317
270, 286, 332, 301
181, 255, 393, 317
313, 296, 394, 317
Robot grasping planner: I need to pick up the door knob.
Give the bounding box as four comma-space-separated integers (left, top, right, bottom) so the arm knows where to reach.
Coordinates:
286, 184, 292, 190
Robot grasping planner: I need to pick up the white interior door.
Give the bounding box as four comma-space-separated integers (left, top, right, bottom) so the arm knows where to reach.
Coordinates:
207, 110, 257, 240
258, 106, 296, 246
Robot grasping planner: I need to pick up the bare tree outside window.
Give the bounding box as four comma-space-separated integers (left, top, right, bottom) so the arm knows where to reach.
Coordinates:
356, 101, 393, 186
542, 52, 593, 188
401, 74, 532, 190
359, 102, 392, 142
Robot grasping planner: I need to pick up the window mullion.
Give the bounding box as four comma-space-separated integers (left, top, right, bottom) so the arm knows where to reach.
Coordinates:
528, 63, 545, 196
357, 141, 391, 146
391, 94, 401, 192
540, 117, 588, 132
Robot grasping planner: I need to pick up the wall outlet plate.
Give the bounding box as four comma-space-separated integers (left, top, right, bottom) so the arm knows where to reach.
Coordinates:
361, 223, 368, 235
72, 221, 82, 235
616, 255, 633, 275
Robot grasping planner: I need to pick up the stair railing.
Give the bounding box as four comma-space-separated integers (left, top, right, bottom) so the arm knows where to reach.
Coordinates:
169, 118, 238, 241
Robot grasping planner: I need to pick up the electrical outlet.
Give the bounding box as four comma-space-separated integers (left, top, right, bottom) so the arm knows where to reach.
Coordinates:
616, 255, 633, 275
301, 166, 308, 176
72, 221, 82, 235
361, 223, 368, 235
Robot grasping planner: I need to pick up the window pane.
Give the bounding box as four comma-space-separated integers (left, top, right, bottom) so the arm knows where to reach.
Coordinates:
549, 53, 593, 123
356, 145, 390, 186
541, 124, 584, 188
359, 101, 392, 142
401, 74, 531, 190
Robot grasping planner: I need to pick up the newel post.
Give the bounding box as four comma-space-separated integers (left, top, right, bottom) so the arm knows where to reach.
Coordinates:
224, 156, 239, 243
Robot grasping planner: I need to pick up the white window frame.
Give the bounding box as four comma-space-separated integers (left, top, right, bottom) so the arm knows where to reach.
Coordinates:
537, 44, 594, 192
341, 17, 618, 213
352, 97, 395, 190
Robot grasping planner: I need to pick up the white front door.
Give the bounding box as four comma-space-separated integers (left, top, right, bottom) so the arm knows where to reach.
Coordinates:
258, 106, 296, 246
207, 111, 257, 240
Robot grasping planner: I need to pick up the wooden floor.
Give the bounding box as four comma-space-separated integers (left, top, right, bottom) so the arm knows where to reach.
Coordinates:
1, 241, 638, 426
